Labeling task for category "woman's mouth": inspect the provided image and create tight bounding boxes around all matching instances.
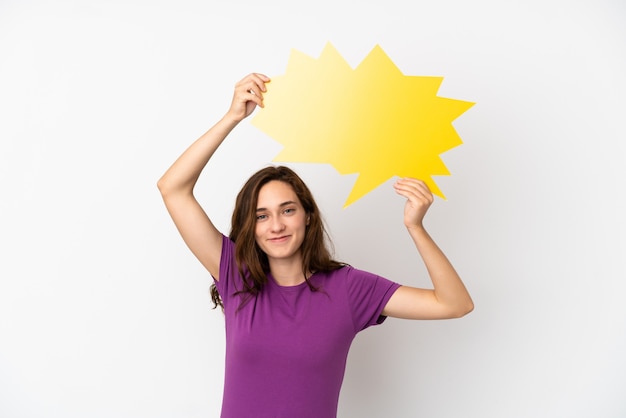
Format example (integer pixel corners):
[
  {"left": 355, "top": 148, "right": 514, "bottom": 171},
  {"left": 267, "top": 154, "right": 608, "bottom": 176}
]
[{"left": 268, "top": 235, "right": 289, "bottom": 243}]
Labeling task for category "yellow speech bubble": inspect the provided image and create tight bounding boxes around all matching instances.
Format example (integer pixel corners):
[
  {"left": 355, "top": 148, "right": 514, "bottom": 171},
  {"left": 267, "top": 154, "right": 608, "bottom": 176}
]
[{"left": 252, "top": 42, "right": 474, "bottom": 207}]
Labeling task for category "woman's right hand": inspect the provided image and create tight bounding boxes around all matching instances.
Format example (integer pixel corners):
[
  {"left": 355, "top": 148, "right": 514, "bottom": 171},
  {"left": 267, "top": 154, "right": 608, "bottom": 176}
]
[{"left": 226, "top": 73, "right": 271, "bottom": 122}]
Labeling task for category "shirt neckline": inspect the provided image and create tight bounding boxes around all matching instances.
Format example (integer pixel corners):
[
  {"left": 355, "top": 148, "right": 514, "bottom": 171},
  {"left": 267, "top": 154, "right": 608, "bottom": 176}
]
[{"left": 268, "top": 272, "right": 315, "bottom": 290}]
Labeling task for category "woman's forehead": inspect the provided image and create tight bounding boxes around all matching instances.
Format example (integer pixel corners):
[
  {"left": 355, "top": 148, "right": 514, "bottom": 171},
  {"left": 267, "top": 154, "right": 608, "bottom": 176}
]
[{"left": 256, "top": 180, "right": 301, "bottom": 208}]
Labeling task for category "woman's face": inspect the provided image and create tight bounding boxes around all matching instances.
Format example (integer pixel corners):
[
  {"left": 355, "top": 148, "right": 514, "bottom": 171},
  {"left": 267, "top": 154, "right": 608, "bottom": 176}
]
[{"left": 254, "top": 180, "right": 308, "bottom": 265}]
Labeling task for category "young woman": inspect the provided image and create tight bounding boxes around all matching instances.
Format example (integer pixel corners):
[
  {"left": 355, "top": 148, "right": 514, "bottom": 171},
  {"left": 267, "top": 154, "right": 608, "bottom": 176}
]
[{"left": 157, "top": 73, "right": 473, "bottom": 417}]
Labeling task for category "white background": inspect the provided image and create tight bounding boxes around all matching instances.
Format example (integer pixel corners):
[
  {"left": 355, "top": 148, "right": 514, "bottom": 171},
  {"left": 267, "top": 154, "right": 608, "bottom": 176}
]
[{"left": 1, "top": 1, "right": 625, "bottom": 417}]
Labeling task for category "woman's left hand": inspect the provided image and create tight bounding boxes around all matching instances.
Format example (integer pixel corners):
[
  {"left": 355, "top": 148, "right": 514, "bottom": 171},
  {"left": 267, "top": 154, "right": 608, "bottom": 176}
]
[{"left": 393, "top": 177, "right": 434, "bottom": 230}]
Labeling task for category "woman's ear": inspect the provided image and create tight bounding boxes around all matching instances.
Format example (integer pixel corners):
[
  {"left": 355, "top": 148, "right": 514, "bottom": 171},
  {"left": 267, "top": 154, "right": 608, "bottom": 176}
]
[{"left": 306, "top": 215, "right": 310, "bottom": 225}]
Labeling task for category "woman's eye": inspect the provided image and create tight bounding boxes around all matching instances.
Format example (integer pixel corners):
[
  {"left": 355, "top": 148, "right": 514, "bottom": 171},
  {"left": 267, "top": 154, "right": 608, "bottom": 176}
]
[
  {"left": 283, "top": 208, "right": 295, "bottom": 215},
  {"left": 256, "top": 214, "right": 267, "bottom": 221}
]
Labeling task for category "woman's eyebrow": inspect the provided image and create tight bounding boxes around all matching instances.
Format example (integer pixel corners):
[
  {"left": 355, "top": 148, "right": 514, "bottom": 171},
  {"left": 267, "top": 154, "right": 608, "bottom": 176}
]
[{"left": 256, "top": 201, "right": 298, "bottom": 212}]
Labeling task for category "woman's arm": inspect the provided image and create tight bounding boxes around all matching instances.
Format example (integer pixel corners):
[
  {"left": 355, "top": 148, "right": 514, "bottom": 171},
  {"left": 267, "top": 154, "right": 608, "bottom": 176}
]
[
  {"left": 157, "top": 73, "right": 270, "bottom": 280},
  {"left": 382, "top": 178, "right": 474, "bottom": 320}
]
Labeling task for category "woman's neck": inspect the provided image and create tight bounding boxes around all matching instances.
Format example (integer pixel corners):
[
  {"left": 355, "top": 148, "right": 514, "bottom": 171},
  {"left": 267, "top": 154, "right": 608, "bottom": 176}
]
[{"left": 269, "top": 258, "right": 309, "bottom": 286}]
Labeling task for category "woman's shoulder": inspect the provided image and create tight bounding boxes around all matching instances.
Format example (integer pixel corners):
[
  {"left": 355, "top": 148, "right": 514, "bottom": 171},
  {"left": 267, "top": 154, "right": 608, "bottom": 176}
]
[
  {"left": 316, "top": 264, "right": 380, "bottom": 285},
  {"left": 317, "top": 264, "right": 397, "bottom": 293},
  {"left": 322, "top": 264, "right": 377, "bottom": 278}
]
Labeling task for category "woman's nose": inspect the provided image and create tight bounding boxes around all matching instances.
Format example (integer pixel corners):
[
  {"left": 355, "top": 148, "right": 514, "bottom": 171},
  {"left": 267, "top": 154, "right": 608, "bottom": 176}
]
[{"left": 269, "top": 217, "right": 285, "bottom": 232}]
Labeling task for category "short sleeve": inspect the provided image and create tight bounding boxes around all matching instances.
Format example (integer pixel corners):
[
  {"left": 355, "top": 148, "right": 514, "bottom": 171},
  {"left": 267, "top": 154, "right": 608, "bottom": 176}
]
[
  {"left": 214, "top": 234, "right": 239, "bottom": 308},
  {"left": 344, "top": 266, "right": 401, "bottom": 332}
]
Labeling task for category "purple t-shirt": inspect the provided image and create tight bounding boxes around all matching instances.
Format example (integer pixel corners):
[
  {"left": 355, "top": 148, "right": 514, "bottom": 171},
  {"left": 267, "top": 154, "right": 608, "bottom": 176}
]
[{"left": 214, "top": 235, "right": 401, "bottom": 418}]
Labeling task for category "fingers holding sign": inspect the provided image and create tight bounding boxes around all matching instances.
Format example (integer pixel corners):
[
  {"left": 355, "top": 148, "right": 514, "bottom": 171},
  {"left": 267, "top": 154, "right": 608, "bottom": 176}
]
[
  {"left": 393, "top": 177, "right": 434, "bottom": 230},
  {"left": 228, "top": 73, "right": 271, "bottom": 122}
]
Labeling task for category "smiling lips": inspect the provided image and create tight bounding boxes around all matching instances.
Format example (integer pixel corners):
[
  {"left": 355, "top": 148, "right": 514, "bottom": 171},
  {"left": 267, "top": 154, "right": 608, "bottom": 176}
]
[{"left": 268, "top": 235, "right": 290, "bottom": 243}]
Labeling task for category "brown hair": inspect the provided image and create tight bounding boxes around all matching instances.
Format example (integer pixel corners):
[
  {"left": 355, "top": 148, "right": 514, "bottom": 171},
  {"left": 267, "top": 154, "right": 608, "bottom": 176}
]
[{"left": 210, "top": 166, "right": 344, "bottom": 309}]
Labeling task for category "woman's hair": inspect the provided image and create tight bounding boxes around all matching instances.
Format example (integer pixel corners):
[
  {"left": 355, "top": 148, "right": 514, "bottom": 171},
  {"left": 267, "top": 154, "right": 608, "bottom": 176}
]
[{"left": 210, "top": 165, "right": 344, "bottom": 309}]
